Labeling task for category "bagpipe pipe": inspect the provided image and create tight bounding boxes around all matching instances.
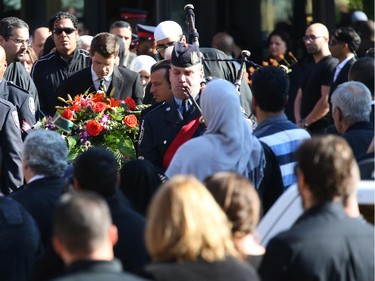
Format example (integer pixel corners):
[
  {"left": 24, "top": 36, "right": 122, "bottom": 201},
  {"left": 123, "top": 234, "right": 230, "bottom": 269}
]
[{"left": 184, "top": 4, "right": 260, "bottom": 127}]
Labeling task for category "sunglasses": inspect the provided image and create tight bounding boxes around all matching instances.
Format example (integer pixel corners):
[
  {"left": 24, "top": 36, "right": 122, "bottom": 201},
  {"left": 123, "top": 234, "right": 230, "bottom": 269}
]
[
  {"left": 53, "top": 27, "right": 76, "bottom": 35},
  {"left": 328, "top": 38, "right": 343, "bottom": 46},
  {"left": 302, "top": 34, "right": 324, "bottom": 42},
  {"left": 156, "top": 41, "right": 176, "bottom": 52}
]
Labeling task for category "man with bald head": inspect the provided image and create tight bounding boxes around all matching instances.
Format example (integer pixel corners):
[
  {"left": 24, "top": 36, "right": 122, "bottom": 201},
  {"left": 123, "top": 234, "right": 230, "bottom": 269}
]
[
  {"left": 294, "top": 23, "right": 338, "bottom": 134},
  {"left": 32, "top": 27, "right": 51, "bottom": 58}
]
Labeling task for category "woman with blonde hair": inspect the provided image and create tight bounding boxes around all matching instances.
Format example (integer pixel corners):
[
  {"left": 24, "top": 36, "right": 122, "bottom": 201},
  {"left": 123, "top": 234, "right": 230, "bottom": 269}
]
[
  {"left": 205, "top": 172, "right": 265, "bottom": 269},
  {"left": 143, "top": 175, "right": 259, "bottom": 281}
]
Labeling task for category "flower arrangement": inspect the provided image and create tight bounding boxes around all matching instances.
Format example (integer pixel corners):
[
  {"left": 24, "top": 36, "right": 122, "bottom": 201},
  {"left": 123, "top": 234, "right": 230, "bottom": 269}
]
[
  {"left": 35, "top": 90, "right": 143, "bottom": 167},
  {"left": 261, "top": 51, "right": 298, "bottom": 73}
]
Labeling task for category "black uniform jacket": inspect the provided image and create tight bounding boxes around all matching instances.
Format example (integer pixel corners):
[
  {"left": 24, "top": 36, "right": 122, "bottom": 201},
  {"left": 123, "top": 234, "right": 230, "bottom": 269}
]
[{"left": 137, "top": 97, "right": 206, "bottom": 173}]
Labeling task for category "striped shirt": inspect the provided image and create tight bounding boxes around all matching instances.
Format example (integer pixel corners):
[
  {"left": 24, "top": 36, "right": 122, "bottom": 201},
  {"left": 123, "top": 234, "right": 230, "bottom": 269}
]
[{"left": 254, "top": 114, "right": 310, "bottom": 189}]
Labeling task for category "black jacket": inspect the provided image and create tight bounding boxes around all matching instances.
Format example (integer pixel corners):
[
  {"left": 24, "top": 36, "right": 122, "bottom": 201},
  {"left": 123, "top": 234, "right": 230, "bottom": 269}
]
[
  {"left": 31, "top": 49, "right": 91, "bottom": 117},
  {"left": 56, "top": 66, "right": 144, "bottom": 105}
]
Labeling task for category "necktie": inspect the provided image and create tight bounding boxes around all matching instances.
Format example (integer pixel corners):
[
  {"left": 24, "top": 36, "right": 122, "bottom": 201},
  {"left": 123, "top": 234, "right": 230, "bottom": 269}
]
[
  {"left": 98, "top": 79, "right": 105, "bottom": 91},
  {"left": 182, "top": 99, "right": 189, "bottom": 117}
]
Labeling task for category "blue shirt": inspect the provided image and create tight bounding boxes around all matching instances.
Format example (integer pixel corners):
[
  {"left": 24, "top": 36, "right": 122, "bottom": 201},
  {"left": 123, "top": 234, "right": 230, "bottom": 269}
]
[{"left": 254, "top": 114, "right": 310, "bottom": 189}]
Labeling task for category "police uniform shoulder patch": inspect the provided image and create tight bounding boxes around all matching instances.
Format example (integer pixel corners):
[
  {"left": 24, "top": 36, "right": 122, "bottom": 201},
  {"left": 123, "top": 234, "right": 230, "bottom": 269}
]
[
  {"left": 29, "top": 97, "right": 36, "bottom": 115},
  {"left": 138, "top": 119, "right": 145, "bottom": 145},
  {"left": 11, "top": 111, "right": 20, "bottom": 129}
]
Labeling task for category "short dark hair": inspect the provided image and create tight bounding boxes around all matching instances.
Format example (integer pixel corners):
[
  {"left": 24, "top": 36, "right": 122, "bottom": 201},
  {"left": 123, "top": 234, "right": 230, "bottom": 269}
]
[
  {"left": 349, "top": 56, "right": 375, "bottom": 95},
  {"left": 151, "top": 59, "right": 171, "bottom": 85},
  {"left": 54, "top": 191, "right": 112, "bottom": 255},
  {"left": 90, "top": 32, "right": 119, "bottom": 58},
  {"left": 251, "top": 66, "right": 290, "bottom": 112},
  {"left": 0, "top": 17, "right": 29, "bottom": 38},
  {"left": 295, "top": 136, "right": 356, "bottom": 204},
  {"left": 267, "top": 29, "right": 292, "bottom": 52},
  {"left": 332, "top": 26, "right": 361, "bottom": 53},
  {"left": 48, "top": 11, "right": 78, "bottom": 32},
  {"left": 73, "top": 147, "right": 118, "bottom": 197},
  {"left": 109, "top": 20, "right": 132, "bottom": 32}
]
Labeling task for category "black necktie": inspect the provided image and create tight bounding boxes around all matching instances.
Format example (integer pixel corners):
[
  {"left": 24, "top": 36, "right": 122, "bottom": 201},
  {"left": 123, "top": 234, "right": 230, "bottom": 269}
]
[
  {"left": 98, "top": 79, "right": 105, "bottom": 91},
  {"left": 182, "top": 99, "right": 189, "bottom": 117}
]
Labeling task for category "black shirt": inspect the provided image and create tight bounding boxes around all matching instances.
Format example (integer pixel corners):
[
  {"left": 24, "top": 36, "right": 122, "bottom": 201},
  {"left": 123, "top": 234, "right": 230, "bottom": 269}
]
[{"left": 31, "top": 48, "right": 91, "bottom": 117}]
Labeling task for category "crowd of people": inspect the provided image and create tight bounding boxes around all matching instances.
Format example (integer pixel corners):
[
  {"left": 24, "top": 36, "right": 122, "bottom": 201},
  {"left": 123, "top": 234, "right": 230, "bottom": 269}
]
[{"left": 0, "top": 8, "right": 373, "bottom": 281}]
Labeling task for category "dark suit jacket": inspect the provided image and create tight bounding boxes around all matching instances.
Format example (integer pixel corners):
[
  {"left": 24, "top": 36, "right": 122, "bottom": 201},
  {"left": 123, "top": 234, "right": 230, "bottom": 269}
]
[
  {"left": 10, "top": 176, "right": 66, "bottom": 247},
  {"left": 57, "top": 66, "right": 144, "bottom": 105},
  {"left": 106, "top": 191, "right": 149, "bottom": 275},
  {"left": 259, "top": 203, "right": 374, "bottom": 281},
  {"left": 0, "top": 80, "right": 36, "bottom": 139},
  {"left": 343, "top": 121, "right": 374, "bottom": 160},
  {"left": 51, "top": 259, "right": 146, "bottom": 281},
  {"left": 143, "top": 257, "right": 260, "bottom": 281}
]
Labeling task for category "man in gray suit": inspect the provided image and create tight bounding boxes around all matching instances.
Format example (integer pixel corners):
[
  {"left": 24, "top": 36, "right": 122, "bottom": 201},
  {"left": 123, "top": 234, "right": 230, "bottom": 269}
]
[{"left": 57, "top": 32, "right": 143, "bottom": 105}]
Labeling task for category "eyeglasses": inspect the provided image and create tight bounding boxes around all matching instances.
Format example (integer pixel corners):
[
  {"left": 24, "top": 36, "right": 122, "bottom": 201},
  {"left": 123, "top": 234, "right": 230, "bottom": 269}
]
[
  {"left": 302, "top": 35, "right": 324, "bottom": 42},
  {"left": 8, "top": 38, "right": 30, "bottom": 47},
  {"left": 53, "top": 27, "right": 76, "bottom": 35},
  {"left": 156, "top": 41, "right": 176, "bottom": 52},
  {"left": 328, "top": 38, "right": 343, "bottom": 46}
]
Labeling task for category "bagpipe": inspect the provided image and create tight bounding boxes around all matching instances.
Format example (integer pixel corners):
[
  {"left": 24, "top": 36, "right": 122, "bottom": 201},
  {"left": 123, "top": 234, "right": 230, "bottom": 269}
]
[{"left": 183, "top": 4, "right": 259, "bottom": 127}]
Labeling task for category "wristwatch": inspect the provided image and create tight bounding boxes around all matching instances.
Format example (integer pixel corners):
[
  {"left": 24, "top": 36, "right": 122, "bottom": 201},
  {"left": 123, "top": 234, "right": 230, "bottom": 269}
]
[{"left": 302, "top": 119, "right": 309, "bottom": 129}]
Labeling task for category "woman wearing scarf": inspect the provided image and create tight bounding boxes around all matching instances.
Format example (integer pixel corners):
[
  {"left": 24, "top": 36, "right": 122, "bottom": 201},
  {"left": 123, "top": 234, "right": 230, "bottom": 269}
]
[{"left": 165, "top": 79, "right": 265, "bottom": 188}]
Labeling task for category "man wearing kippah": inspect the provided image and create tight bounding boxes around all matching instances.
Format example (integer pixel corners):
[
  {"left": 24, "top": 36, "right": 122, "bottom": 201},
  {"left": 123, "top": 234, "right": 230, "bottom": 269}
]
[{"left": 138, "top": 42, "right": 206, "bottom": 174}]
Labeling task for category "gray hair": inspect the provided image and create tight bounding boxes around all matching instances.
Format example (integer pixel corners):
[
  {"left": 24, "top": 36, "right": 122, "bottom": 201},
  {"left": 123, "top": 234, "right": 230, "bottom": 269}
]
[
  {"left": 0, "top": 17, "right": 29, "bottom": 38},
  {"left": 23, "top": 130, "right": 68, "bottom": 177},
  {"left": 331, "top": 81, "right": 372, "bottom": 125}
]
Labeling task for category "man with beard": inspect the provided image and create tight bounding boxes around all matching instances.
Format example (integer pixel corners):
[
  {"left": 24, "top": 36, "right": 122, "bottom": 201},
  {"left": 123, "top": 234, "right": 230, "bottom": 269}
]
[
  {"left": 294, "top": 23, "right": 338, "bottom": 134},
  {"left": 0, "top": 17, "right": 39, "bottom": 117}
]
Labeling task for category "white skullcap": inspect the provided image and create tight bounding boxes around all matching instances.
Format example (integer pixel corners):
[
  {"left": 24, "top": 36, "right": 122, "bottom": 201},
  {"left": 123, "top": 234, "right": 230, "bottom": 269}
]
[
  {"left": 154, "top": 21, "right": 183, "bottom": 42},
  {"left": 351, "top": 11, "right": 368, "bottom": 23},
  {"left": 129, "top": 55, "right": 157, "bottom": 74}
]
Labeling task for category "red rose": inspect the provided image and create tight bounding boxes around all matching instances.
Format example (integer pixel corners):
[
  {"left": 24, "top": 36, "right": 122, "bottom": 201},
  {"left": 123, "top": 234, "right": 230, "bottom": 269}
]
[
  {"left": 123, "top": 114, "right": 138, "bottom": 128},
  {"left": 61, "top": 109, "right": 73, "bottom": 120},
  {"left": 70, "top": 103, "right": 81, "bottom": 112},
  {"left": 92, "top": 102, "right": 107, "bottom": 113},
  {"left": 125, "top": 97, "right": 137, "bottom": 111},
  {"left": 86, "top": 120, "right": 103, "bottom": 136},
  {"left": 110, "top": 98, "right": 121, "bottom": 107},
  {"left": 92, "top": 93, "right": 105, "bottom": 102}
]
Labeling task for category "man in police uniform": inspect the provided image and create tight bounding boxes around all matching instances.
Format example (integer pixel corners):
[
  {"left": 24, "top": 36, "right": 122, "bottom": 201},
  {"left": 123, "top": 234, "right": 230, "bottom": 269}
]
[
  {"left": 0, "top": 17, "right": 40, "bottom": 116},
  {"left": 0, "top": 46, "right": 35, "bottom": 139},
  {"left": 138, "top": 42, "right": 206, "bottom": 173},
  {"left": 0, "top": 98, "right": 23, "bottom": 195},
  {"left": 153, "top": 20, "right": 253, "bottom": 117}
]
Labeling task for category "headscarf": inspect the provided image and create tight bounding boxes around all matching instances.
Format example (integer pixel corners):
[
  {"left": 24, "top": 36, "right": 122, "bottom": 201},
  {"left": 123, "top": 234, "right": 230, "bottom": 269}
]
[
  {"left": 119, "top": 159, "right": 163, "bottom": 216},
  {"left": 166, "top": 79, "right": 265, "bottom": 187},
  {"left": 129, "top": 55, "right": 157, "bottom": 74}
]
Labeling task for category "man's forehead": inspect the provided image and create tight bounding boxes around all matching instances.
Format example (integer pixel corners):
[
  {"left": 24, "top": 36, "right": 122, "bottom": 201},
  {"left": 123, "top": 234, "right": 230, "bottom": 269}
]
[{"left": 171, "top": 63, "right": 201, "bottom": 71}]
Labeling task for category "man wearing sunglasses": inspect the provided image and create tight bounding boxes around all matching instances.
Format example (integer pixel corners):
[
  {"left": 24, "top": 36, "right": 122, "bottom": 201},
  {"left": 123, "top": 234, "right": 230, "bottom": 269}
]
[
  {"left": 294, "top": 23, "right": 338, "bottom": 134},
  {"left": 31, "top": 11, "right": 91, "bottom": 117}
]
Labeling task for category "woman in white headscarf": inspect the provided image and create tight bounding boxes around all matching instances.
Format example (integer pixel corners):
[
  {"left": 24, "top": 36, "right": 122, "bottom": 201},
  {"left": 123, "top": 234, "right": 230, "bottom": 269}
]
[
  {"left": 129, "top": 55, "right": 157, "bottom": 94},
  {"left": 166, "top": 79, "right": 265, "bottom": 188}
]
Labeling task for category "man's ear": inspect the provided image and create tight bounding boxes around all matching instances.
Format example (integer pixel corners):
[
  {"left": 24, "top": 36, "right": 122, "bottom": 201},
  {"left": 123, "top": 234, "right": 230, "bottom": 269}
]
[
  {"left": 52, "top": 236, "right": 63, "bottom": 256},
  {"left": 73, "top": 177, "right": 81, "bottom": 191},
  {"left": 0, "top": 35, "right": 5, "bottom": 45},
  {"left": 336, "top": 106, "right": 344, "bottom": 122},
  {"left": 108, "top": 224, "right": 118, "bottom": 246}
]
